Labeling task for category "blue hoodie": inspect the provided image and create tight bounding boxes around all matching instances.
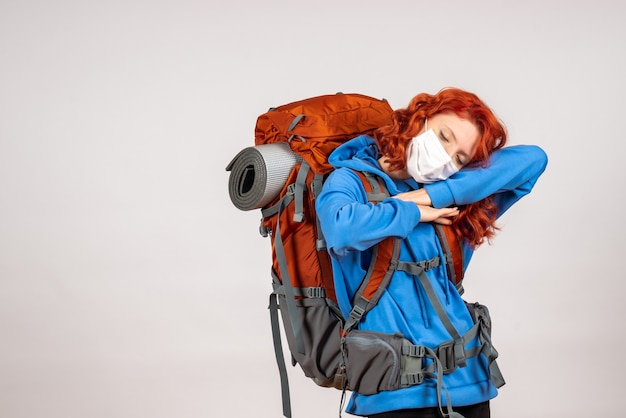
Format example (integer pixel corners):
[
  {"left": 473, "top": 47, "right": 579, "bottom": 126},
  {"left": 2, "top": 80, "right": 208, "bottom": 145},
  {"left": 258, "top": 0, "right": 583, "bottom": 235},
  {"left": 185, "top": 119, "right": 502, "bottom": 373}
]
[{"left": 315, "top": 135, "right": 548, "bottom": 416}]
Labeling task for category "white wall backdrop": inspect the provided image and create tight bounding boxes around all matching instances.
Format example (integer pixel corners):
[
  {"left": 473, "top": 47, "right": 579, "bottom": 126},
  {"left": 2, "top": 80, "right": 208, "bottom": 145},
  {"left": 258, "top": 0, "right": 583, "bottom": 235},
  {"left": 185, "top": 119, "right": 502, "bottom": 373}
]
[{"left": 1, "top": 1, "right": 624, "bottom": 417}]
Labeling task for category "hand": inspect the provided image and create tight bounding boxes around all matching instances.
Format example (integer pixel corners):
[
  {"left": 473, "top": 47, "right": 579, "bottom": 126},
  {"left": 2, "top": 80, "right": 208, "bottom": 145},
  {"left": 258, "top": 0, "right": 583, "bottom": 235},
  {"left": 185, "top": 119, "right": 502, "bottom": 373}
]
[
  {"left": 394, "top": 188, "right": 457, "bottom": 224},
  {"left": 394, "top": 188, "right": 432, "bottom": 206},
  {"left": 417, "top": 205, "right": 459, "bottom": 225}
]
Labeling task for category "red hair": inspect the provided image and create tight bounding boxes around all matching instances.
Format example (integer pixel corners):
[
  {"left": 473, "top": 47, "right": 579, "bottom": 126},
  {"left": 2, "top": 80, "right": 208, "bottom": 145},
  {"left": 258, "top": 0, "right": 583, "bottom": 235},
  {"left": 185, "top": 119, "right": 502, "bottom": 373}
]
[{"left": 374, "top": 87, "right": 507, "bottom": 247}]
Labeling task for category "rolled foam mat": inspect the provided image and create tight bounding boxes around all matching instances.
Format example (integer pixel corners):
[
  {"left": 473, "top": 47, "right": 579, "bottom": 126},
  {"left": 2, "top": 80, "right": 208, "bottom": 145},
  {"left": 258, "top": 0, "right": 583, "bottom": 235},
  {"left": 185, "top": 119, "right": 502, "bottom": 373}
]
[{"left": 226, "top": 142, "right": 302, "bottom": 211}]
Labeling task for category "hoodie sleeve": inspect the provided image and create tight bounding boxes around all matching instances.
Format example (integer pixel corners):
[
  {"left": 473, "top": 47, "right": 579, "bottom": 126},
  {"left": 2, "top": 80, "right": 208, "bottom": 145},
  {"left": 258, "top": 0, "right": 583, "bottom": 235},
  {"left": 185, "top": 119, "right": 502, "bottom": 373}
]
[
  {"left": 316, "top": 168, "right": 421, "bottom": 257},
  {"left": 423, "top": 145, "right": 548, "bottom": 217}
]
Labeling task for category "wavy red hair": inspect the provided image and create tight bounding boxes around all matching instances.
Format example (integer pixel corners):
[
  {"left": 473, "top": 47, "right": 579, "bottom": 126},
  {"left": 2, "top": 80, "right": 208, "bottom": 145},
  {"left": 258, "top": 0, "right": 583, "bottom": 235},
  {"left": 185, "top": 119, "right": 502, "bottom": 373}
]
[{"left": 374, "top": 87, "right": 507, "bottom": 247}]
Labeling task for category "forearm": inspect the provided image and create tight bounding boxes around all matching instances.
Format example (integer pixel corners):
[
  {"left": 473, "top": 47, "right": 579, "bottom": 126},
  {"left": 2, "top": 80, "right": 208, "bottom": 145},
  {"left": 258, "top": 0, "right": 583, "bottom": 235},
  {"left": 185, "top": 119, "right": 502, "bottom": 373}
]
[
  {"left": 424, "top": 145, "right": 548, "bottom": 209},
  {"left": 316, "top": 171, "right": 420, "bottom": 255}
]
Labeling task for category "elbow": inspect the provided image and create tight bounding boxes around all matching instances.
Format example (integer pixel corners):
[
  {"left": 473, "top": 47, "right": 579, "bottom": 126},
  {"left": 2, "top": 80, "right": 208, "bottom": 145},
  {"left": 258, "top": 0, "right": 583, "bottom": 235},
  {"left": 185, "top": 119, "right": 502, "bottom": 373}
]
[
  {"left": 530, "top": 145, "right": 549, "bottom": 174},
  {"left": 321, "top": 221, "right": 353, "bottom": 256},
  {"left": 521, "top": 145, "right": 549, "bottom": 192}
]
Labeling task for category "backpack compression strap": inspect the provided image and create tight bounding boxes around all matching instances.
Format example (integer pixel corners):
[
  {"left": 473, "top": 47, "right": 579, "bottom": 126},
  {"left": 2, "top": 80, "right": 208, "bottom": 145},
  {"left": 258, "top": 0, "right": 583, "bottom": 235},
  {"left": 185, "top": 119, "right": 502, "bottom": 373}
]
[
  {"left": 264, "top": 161, "right": 337, "bottom": 418},
  {"left": 262, "top": 163, "right": 308, "bottom": 418}
]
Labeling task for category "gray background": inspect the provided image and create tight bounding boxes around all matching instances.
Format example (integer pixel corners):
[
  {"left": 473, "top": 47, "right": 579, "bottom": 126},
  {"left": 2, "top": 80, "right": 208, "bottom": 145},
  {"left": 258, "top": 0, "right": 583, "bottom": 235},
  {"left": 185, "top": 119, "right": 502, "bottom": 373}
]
[{"left": 1, "top": 0, "right": 624, "bottom": 417}]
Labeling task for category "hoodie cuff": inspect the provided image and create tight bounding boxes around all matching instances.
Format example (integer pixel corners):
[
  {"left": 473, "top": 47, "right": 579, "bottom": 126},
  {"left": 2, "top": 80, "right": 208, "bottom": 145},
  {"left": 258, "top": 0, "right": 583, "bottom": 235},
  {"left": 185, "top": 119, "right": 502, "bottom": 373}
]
[{"left": 423, "top": 181, "right": 455, "bottom": 209}]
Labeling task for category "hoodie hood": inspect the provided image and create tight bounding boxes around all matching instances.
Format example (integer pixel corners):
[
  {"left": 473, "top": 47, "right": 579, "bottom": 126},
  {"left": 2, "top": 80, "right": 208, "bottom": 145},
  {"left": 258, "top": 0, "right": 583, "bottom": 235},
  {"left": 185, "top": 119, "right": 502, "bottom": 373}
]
[{"left": 328, "top": 135, "right": 419, "bottom": 195}]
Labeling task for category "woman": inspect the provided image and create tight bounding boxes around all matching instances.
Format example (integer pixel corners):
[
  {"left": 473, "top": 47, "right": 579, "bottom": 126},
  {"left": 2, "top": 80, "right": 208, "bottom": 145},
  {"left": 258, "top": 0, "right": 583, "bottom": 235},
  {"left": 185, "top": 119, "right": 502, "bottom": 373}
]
[{"left": 316, "top": 87, "right": 548, "bottom": 418}]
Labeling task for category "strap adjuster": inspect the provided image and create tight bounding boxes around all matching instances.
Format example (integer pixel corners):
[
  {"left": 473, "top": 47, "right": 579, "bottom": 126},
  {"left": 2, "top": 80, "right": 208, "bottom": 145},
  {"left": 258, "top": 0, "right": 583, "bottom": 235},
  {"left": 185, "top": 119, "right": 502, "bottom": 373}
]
[
  {"left": 349, "top": 304, "right": 366, "bottom": 321},
  {"left": 403, "top": 373, "right": 424, "bottom": 385},
  {"left": 304, "top": 287, "right": 325, "bottom": 298},
  {"left": 436, "top": 341, "right": 456, "bottom": 373},
  {"left": 402, "top": 344, "right": 425, "bottom": 358}
]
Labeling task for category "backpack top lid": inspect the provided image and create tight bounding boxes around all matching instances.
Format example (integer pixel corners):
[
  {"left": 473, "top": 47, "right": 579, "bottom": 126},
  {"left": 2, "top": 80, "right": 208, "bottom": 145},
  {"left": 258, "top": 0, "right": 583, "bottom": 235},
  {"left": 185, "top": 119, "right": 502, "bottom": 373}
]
[{"left": 254, "top": 93, "right": 394, "bottom": 174}]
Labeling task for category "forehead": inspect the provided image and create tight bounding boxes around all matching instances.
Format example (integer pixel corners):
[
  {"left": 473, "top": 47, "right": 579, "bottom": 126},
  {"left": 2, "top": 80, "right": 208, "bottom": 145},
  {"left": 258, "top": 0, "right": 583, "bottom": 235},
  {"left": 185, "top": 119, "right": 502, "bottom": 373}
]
[
  {"left": 431, "top": 112, "right": 473, "bottom": 128},
  {"left": 431, "top": 112, "right": 480, "bottom": 153},
  {"left": 432, "top": 112, "right": 477, "bottom": 134}
]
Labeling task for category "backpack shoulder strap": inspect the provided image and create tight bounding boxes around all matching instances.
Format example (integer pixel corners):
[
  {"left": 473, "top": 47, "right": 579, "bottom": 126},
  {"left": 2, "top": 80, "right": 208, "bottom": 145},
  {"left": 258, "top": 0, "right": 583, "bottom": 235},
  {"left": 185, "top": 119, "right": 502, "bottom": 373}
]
[
  {"left": 343, "top": 171, "right": 400, "bottom": 333},
  {"left": 434, "top": 223, "right": 465, "bottom": 294}
]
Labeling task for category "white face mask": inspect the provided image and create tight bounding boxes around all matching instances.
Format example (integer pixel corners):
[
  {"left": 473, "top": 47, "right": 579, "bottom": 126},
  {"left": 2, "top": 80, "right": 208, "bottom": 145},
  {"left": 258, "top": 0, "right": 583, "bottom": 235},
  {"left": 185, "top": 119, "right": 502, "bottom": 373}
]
[{"left": 406, "top": 120, "right": 459, "bottom": 183}]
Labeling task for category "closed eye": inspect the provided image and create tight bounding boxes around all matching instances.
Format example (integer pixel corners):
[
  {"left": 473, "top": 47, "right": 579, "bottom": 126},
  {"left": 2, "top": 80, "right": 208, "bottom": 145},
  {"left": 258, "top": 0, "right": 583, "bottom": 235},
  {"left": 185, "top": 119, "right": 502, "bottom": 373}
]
[{"left": 440, "top": 131, "right": 463, "bottom": 166}]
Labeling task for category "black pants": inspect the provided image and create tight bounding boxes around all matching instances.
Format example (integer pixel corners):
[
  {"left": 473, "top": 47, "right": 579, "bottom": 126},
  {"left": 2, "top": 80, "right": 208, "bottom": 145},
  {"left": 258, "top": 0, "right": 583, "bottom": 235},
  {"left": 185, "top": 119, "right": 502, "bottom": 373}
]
[{"left": 368, "top": 401, "right": 490, "bottom": 418}]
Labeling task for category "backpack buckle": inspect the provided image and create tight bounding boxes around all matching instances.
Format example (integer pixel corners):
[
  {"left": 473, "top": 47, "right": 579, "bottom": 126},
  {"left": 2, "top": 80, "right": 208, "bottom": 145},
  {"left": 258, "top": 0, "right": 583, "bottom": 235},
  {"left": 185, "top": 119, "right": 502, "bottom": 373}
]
[
  {"left": 422, "top": 257, "right": 440, "bottom": 272},
  {"left": 435, "top": 341, "right": 456, "bottom": 374}
]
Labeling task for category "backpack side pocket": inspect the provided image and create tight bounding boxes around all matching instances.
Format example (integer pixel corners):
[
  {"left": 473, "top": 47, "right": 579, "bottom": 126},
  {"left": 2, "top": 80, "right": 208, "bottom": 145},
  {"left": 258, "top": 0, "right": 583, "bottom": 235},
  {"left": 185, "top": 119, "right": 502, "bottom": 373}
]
[
  {"left": 277, "top": 295, "right": 344, "bottom": 388},
  {"left": 343, "top": 330, "right": 405, "bottom": 394}
]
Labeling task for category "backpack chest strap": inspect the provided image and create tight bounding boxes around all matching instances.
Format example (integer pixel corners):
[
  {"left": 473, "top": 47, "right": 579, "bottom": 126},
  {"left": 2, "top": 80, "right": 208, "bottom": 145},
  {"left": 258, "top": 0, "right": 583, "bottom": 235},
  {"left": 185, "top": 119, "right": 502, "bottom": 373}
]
[{"left": 395, "top": 257, "right": 441, "bottom": 276}]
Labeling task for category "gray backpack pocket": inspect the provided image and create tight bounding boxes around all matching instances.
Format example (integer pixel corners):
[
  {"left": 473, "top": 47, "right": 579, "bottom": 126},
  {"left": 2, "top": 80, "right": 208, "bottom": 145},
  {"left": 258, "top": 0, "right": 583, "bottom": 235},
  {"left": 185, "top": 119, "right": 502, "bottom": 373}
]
[
  {"left": 343, "top": 330, "right": 406, "bottom": 394},
  {"left": 342, "top": 302, "right": 499, "bottom": 396},
  {"left": 465, "top": 301, "right": 492, "bottom": 336},
  {"left": 277, "top": 294, "right": 344, "bottom": 388}
]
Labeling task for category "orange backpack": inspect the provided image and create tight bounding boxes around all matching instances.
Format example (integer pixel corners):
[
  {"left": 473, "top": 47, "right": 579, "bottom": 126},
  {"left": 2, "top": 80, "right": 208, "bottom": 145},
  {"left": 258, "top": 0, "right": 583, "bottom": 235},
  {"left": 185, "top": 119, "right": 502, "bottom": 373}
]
[{"left": 226, "top": 93, "right": 474, "bottom": 417}]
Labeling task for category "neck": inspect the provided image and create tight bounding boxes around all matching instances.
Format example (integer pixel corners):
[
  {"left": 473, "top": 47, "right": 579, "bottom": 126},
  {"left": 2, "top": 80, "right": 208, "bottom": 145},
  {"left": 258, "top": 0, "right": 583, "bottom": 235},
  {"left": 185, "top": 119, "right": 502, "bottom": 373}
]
[{"left": 378, "top": 156, "right": 410, "bottom": 180}]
